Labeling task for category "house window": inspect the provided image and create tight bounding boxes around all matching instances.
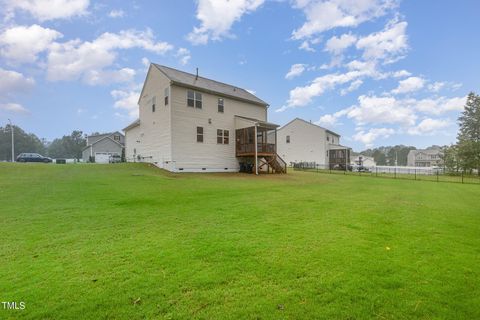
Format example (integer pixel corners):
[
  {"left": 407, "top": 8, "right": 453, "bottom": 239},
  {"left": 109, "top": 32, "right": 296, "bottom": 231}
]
[
  {"left": 187, "top": 90, "right": 202, "bottom": 109},
  {"left": 152, "top": 96, "right": 156, "bottom": 112},
  {"left": 332, "top": 137, "right": 335, "bottom": 144},
  {"left": 197, "top": 126, "right": 204, "bottom": 143},
  {"left": 327, "top": 136, "right": 330, "bottom": 142},
  {"left": 286, "top": 135, "right": 290, "bottom": 143},
  {"left": 113, "top": 135, "right": 120, "bottom": 141},
  {"left": 218, "top": 98, "right": 224, "bottom": 113},
  {"left": 164, "top": 87, "right": 169, "bottom": 105},
  {"left": 217, "top": 129, "right": 229, "bottom": 144}
]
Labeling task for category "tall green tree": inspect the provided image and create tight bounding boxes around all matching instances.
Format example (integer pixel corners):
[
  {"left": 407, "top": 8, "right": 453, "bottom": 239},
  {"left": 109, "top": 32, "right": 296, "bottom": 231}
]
[
  {"left": 0, "top": 124, "right": 46, "bottom": 161},
  {"left": 457, "top": 92, "right": 480, "bottom": 174},
  {"left": 47, "top": 130, "right": 86, "bottom": 159},
  {"left": 441, "top": 145, "right": 459, "bottom": 173}
]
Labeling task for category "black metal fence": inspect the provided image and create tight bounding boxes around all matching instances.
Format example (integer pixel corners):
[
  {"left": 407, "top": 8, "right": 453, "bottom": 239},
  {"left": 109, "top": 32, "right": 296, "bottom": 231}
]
[{"left": 293, "top": 162, "right": 480, "bottom": 185}]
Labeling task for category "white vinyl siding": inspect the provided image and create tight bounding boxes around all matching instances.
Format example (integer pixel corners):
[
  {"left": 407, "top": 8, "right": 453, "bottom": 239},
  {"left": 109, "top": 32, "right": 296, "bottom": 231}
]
[{"left": 171, "top": 84, "right": 266, "bottom": 171}]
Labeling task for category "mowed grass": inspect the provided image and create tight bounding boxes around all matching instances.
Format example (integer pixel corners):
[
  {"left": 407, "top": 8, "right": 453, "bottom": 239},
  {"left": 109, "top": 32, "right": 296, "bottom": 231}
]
[{"left": 0, "top": 163, "right": 479, "bottom": 319}]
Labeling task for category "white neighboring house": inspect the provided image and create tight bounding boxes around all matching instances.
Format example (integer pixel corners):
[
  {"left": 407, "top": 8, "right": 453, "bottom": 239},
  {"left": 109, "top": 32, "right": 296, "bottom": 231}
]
[
  {"left": 123, "top": 64, "right": 286, "bottom": 173},
  {"left": 276, "top": 118, "right": 351, "bottom": 169},
  {"left": 407, "top": 147, "right": 443, "bottom": 167},
  {"left": 351, "top": 155, "right": 376, "bottom": 167},
  {"left": 82, "top": 132, "right": 125, "bottom": 163}
]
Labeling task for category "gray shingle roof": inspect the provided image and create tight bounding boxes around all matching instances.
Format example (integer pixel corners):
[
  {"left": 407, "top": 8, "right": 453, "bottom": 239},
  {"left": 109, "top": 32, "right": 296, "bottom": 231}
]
[{"left": 153, "top": 64, "right": 268, "bottom": 106}]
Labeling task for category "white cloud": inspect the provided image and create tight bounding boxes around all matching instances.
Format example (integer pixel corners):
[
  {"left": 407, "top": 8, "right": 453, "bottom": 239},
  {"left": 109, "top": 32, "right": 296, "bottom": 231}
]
[
  {"left": 299, "top": 37, "right": 322, "bottom": 52},
  {"left": 111, "top": 88, "right": 140, "bottom": 118},
  {"left": 285, "top": 63, "right": 307, "bottom": 79},
  {"left": 0, "top": 68, "right": 35, "bottom": 95},
  {"left": 324, "top": 33, "right": 357, "bottom": 54},
  {"left": 391, "top": 69, "right": 411, "bottom": 78},
  {"left": 187, "top": 0, "right": 265, "bottom": 45},
  {"left": 356, "top": 19, "right": 408, "bottom": 63},
  {"left": 315, "top": 109, "right": 348, "bottom": 127},
  {"left": 340, "top": 79, "right": 362, "bottom": 95},
  {"left": 407, "top": 118, "right": 450, "bottom": 136},
  {"left": 427, "top": 81, "right": 445, "bottom": 92},
  {"left": 108, "top": 9, "right": 124, "bottom": 18},
  {"left": 175, "top": 48, "right": 191, "bottom": 65},
  {"left": 0, "top": 103, "right": 29, "bottom": 114},
  {"left": 47, "top": 29, "right": 173, "bottom": 84},
  {"left": 353, "top": 127, "right": 395, "bottom": 147},
  {"left": 292, "top": 0, "right": 398, "bottom": 40},
  {"left": 391, "top": 76, "right": 425, "bottom": 94},
  {"left": 412, "top": 96, "right": 466, "bottom": 115},
  {"left": 278, "top": 65, "right": 377, "bottom": 111},
  {"left": 4, "top": 0, "right": 90, "bottom": 21},
  {"left": 347, "top": 95, "right": 417, "bottom": 126},
  {"left": 0, "top": 24, "right": 62, "bottom": 64},
  {"left": 83, "top": 68, "right": 136, "bottom": 85}
]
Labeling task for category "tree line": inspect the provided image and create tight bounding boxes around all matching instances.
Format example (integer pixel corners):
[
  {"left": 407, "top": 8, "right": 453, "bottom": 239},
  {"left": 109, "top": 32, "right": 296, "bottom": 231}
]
[{"left": 0, "top": 125, "right": 87, "bottom": 161}]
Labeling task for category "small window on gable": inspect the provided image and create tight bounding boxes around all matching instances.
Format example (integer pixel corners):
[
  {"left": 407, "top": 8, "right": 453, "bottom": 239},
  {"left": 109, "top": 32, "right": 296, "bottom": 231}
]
[
  {"left": 114, "top": 135, "right": 120, "bottom": 141},
  {"left": 197, "top": 126, "right": 204, "bottom": 143},
  {"left": 164, "top": 87, "right": 169, "bottom": 105},
  {"left": 286, "top": 135, "right": 290, "bottom": 143},
  {"left": 218, "top": 98, "right": 224, "bottom": 113},
  {"left": 152, "top": 96, "right": 156, "bottom": 112}
]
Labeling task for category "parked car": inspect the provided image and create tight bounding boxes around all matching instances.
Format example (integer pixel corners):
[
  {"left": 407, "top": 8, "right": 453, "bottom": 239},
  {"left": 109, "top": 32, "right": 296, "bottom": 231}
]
[
  {"left": 109, "top": 154, "right": 122, "bottom": 163},
  {"left": 16, "top": 153, "right": 52, "bottom": 163}
]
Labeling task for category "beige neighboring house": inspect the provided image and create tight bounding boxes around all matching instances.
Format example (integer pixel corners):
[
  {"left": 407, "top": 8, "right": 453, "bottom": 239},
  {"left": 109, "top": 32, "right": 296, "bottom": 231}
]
[
  {"left": 351, "top": 155, "right": 376, "bottom": 167},
  {"left": 82, "top": 132, "right": 124, "bottom": 163},
  {"left": 123, "top": 64, "right": 286, "bottom": 173},
  {"left": 407, "top": 147, "right": 443, "bottom": 167},
  {"left": 276, "top": 118, "right": 351, "bottom": 169}
]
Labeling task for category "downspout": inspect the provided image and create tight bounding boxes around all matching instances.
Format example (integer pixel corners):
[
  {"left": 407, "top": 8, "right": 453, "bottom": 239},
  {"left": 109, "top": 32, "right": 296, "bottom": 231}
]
[{"left": 254, "top": 124, "right": 258, "bottom": 175}]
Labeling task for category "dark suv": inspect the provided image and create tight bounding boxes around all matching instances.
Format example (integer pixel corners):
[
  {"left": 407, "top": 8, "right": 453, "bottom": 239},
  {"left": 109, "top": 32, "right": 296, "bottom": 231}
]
[{"left": 16, "top": 153, "right": 52, "bottom": 163}]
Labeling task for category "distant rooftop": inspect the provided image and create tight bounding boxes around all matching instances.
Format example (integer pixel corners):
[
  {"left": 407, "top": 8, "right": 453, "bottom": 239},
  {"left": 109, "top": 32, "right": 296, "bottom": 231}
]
[{"left": 153, "top": 64, "right": 268, "bottom": 106}]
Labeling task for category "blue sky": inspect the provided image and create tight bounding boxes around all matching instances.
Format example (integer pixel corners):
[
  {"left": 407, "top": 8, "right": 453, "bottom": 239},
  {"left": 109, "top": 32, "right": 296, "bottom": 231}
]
[{"left": 1, "top": 0, "right": 479, "bottom": 151}]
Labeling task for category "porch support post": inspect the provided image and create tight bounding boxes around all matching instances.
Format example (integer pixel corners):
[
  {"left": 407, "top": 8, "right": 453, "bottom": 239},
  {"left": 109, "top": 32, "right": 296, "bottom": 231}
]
[{"left": 254, "top": 124, "right": 258, "bottom": 175}]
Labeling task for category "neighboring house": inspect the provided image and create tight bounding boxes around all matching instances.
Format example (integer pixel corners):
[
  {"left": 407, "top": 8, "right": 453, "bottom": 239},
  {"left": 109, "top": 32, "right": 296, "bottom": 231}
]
[
  {"left": 123, "top": 64, "right": 285, "bottom": 173},
  {"left": 351, "top": 155, "right": 376, "bottom": 167},
  {"left": 82, "top": 132, "right": 125, "bottom": 163},
  {"left": 276, "top": 118, "right": 351, "bottom": 169},
  {"left": 407, "top": 147, "right": 443, "bottom": 167}
]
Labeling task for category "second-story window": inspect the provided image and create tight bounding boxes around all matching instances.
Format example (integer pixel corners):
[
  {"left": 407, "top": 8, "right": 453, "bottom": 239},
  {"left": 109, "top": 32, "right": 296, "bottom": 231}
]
[
  {"left": 286, "top": 135, "right": 290, "bottom": 143},
  {"left": 187, "top": 90, "right": 202, "bottom": 109},
  {"left": 326, "top": 136, "right": 329, "bottom": 142},
  {"left": 197, "top": 126, "right": 204, "bottom": 143},
  {"left": 218, "top": 98, "right": 224, "bottom": 113},
  {"left": 164, "top": 87, "right": 169, "bottom": 105},
  {"left": 114, "top": 135, "right": 120, "bottom": 141},
  {"left": 151, "top": 96, "right": 156, "bottom": 112}
]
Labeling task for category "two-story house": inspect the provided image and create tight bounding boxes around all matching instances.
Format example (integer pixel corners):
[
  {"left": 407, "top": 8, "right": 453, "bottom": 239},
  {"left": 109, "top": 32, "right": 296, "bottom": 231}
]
[
  {"left": 407, "top": 147, "right": 443, "bottom": 167},
  {"left": 82, "top": 131, "right": 124, "bottom": 163},
  {"left": 123, "top": 64, "right": 286, "bottom": 174},
  {"left": 276, "top": 118, "right": 351, "bottom": 169}
]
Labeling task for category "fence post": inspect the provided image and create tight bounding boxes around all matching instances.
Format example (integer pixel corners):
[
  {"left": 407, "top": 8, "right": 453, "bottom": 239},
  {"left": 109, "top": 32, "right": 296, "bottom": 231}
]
[
  {"left": 462, "top": 171, "right": 464, "bottom": 184},
  {"left": 376, "top": 167, "right": 378, "bottom": 177},
  {"left": 436, "top": 170, "right": 439, "bottom": 182},
  {"left": 394, "top": 167, "right": 396, "bottom": 179},
  {"left": 414, "top": 169, "right": 416, "bottom": 180}
]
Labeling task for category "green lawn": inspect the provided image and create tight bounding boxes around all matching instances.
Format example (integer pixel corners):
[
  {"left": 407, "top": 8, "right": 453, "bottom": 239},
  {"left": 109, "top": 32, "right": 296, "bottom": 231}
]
[{"left": 1, "top": 163, "right": 479, "bottom": 319}]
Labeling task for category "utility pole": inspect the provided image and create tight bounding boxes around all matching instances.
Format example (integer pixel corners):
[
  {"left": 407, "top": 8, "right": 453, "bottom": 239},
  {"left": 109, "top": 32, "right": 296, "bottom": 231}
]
[{"left": 8, "top": 119, "right": 14, "bottom": 162}]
